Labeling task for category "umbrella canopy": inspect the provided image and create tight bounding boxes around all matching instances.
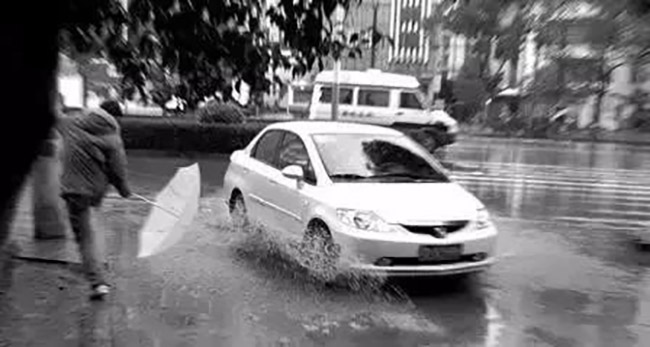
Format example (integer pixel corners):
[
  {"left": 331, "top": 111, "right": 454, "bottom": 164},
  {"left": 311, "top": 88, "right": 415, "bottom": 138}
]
[{"left": 137, "top": 163, "right": 201, "bottom": 258}]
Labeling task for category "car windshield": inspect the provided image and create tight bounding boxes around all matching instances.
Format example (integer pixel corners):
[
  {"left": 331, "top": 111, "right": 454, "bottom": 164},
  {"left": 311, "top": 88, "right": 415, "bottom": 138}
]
[{"left": 312, "top": 133, "right": 450, "bottom": 183}]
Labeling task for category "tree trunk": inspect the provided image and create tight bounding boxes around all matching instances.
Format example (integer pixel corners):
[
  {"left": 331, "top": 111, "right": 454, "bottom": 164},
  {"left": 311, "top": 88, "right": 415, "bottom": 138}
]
[
  {"left": 0, "top": 0, "right": 60, "bottom": 273},
  {"left": 508, "top": 58, "right": 518, "bottom": 88},
  {"left": 30, "top": 56, "right": 76, "bottom": 240},
  {"left": 32, "top": 130, "right": 66, "bottom": 239},
  {"left": 592, "top": 88, "right": 606, "bottom": 127},
  {"left": 425, "top": 20, "right": 443, "bottom": 107},
  {"left": 592, "top": 54, "right": 612, "bottom": 127},
  {"left": 528, "top": 44, "right": 541, "bottom": 131},
  {"left": 370, "top": 3, "right": 378, "bottom": 69},
  {"left": 557, "top": 24, "right": 568, "bottom": 100}
]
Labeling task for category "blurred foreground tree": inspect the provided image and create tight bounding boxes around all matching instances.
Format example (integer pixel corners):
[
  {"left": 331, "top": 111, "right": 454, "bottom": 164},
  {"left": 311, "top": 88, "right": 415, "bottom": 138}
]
[
  {"left": 444, "top": 0, "right": 533, "bottom": 92},
  {"left": 535, "top": 0, "right": 650, "bottom": 125},
  {"left": 59, "top": 0, "right": 390, "bottom": 110},
  {"left": 116, "top": 0, "right": 388, "bottom": 109},
  {"left": 59, "top": 0, "right": 127, "bottom": 103}
]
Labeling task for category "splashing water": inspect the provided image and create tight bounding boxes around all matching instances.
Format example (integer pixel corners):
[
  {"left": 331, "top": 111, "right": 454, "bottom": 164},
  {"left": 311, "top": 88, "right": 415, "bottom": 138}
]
[{"left": 195, "top": 194, "right": 390, "bottom": 294}]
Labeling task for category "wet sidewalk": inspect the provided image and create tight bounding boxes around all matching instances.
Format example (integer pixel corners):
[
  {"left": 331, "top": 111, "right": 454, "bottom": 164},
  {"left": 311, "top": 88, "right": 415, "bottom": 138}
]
[
  {"left": 0, "top": 154, "right": 215, "bottom": 346},
  {"left": 0, "top": 187, "right": 148, "bottom": 347}
]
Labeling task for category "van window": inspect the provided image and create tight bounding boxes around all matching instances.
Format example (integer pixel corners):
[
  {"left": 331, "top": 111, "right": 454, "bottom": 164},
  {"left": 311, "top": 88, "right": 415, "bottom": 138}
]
[
  {"left": 319, "top": 87, "right": 353, "bottom": 104},
  {"left": 358, "top": 89, "right": 390, "bottom": 107},
  {"left": 400, "top": 92, "right": 424, "bottom": 109}
]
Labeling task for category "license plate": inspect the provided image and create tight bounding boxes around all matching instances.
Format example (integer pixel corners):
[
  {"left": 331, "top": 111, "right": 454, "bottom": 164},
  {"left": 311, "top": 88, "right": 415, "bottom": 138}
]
[{"left": 418, "top": 245, "right": 463, "bottom": 262}]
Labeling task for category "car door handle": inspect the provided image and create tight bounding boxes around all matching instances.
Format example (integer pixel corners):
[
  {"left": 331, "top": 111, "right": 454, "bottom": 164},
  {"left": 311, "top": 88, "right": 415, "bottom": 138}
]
[
  {"left": 396, "top": 112, "right": 404, "bottom": 116},
  {"left": 267, "top": 178, "right": 278, "bottom": 185}
]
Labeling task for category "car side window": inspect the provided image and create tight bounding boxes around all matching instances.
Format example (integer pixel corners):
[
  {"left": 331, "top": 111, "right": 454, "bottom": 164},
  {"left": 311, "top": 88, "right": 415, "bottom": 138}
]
[
  {"left": 251, "top": 130, "right": 285, "bottom": 167},
  {"left": 358, "top": 89, "right": 390, "bottom": 107},
  {"left": 277, "top": 133, "right": 317, "bottom": 185}
]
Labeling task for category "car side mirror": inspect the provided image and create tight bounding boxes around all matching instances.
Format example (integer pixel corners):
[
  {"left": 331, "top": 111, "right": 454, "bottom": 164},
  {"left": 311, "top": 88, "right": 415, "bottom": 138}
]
[{"left": 281, "top": 165, "right": 304, "bottom": 181}]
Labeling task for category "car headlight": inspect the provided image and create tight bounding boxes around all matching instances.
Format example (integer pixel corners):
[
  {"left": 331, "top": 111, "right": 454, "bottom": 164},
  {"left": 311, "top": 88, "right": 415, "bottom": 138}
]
[
  {"left": 336, "top": 209, "right": 394, "bottom": 233},
  {"left": 477, "top": 207, "right": 491, "bottom": 229}
]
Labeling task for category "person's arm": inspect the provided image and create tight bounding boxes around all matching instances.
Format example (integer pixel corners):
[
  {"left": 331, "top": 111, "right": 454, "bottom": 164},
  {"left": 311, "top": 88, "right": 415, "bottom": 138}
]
[{"left": 106, "top": 136, "right": 131, "bottom": 198}]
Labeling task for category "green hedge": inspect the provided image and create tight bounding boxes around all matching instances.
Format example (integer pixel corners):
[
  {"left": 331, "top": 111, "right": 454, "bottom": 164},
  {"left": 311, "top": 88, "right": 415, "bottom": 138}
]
[
  {"left": 117, "top": 116, "right": 452, "bottom": 154},
  {"left": 118, "top": 117, "right": 267, "bottom": 153}
]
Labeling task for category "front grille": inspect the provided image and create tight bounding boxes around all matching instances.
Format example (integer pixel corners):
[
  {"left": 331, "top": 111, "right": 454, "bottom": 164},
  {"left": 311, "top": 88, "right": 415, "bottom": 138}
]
[{"left": 401, "top": 221, "right": 469, "bottom": 238}]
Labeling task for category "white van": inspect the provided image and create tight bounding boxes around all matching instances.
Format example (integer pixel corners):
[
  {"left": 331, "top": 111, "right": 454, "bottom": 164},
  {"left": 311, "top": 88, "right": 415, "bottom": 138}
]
[{"left": 308, "top": 69, "right": 458, "bottom": 133}]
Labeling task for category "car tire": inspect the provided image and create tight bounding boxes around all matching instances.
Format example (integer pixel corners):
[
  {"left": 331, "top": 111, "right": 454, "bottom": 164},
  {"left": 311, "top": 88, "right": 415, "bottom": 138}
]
[
  {"left": 301, "top": 221, "right": 340, "bottom": 280},
  {"left": 229, "top": 192, "right": 249, "bottom": 230}
]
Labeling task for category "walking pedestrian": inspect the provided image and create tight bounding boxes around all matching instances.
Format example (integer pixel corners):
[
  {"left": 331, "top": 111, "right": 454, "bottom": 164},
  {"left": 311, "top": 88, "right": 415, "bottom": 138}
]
[{"left": 59, "top": 102, "right": 131, "bottom": 300}]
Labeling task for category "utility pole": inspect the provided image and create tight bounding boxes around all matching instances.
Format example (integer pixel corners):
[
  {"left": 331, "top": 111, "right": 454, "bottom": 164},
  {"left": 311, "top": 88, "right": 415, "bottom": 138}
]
[
  {"left": 370, "top": 2, "right": 379, "bottom": 69},
  {"left": 332, "top": 5, "right": 346, "bottom": 121}
]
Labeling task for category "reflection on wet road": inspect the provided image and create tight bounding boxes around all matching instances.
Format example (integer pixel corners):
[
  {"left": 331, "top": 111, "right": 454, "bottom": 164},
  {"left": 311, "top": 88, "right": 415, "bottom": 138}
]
[
  {"left": 109, "top": 140, "right": 650, "bottom": 346},
  {"left": 447, "top": 139, "right": 650, "bottom": 347}
]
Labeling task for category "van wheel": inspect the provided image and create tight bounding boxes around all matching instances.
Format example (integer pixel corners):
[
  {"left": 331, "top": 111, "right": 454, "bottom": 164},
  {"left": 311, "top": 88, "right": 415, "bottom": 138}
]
[
  {"left": 301, "top": 221, "right": 340, "bottom": 280},
  {"left": 229, "top": 192, "right": 249, "bottom": 230}
]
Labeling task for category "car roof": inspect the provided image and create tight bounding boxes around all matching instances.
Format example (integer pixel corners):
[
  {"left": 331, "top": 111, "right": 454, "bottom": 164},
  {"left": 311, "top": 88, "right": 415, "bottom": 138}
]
[
  {"left": 265, "top": 121, "right": 404, "bottom": 136},
  {"left": 314, "top": 69, "right": 420, "bottom": 89}
]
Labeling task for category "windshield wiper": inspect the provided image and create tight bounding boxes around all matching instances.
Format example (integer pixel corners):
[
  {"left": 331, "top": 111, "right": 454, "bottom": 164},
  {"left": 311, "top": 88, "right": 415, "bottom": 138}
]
[
  {"left": 367, "top": 172, "right": 448, "bottom": 182},
  {"left": 329, "top": 173, "right": 371, "bottom": 180}
]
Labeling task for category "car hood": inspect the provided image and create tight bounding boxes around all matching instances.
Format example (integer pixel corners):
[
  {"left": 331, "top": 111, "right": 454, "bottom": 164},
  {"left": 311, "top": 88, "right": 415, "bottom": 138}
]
[{"left": 319, "top": 182, "right": 481, "bottom": 224}]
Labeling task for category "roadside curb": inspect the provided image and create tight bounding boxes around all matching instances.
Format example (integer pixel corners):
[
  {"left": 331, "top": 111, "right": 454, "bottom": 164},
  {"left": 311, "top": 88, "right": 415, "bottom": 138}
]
[
  {"left": 11, "top": 215, "right": 81, "bottom": 265},
  {"left": 10, "top": 186, "right": 81, "bottom": 265},
  {"left": 127, "top": 149, "right": 232, "bottom": 159},
  {"left": 457, "top": 132, "right": 650, "bottom": 147}
]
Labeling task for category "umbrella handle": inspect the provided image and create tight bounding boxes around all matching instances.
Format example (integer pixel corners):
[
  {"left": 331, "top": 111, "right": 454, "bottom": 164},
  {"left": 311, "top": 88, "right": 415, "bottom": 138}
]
[{"left": 132, "top": 193, "right": 181, "bottom": 218}]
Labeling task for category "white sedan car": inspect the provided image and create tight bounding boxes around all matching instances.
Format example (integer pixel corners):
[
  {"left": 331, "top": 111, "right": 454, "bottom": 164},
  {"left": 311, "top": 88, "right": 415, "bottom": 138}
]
[{"left": 223, "top": 121, "right": 498, "bottom": 277}]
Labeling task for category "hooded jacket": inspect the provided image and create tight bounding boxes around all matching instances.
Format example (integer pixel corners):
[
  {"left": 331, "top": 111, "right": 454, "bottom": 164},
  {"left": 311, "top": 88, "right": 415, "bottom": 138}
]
[{"left": 59, "top": 108, "right": 131, "bottom": 206}]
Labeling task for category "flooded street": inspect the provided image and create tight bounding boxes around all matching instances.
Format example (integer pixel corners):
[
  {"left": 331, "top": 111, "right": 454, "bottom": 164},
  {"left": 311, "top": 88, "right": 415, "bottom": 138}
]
[
  {"left": 19, "top": 138, "right": 650, "bottom": 347},
  {"left": 446, "top": 139, "right": 650, "bottom": 346}
]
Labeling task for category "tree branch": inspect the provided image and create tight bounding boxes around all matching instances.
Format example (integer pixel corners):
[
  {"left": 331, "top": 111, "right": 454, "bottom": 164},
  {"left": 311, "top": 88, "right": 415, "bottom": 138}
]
[
  {"left": 639, "top": 44, "right": 650, "bottom": 59},
  {"left": 495, "top": 59, "right": 508, "bottom": 76},
  {"left": 605, "top": 61, "right": 626, "bottom": 76}
]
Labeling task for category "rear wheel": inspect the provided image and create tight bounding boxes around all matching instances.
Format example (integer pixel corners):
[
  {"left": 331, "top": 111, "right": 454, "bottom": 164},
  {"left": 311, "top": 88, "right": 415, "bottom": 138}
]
[{"left": 229, "top": 192, "right": 249, "bottom": 230}]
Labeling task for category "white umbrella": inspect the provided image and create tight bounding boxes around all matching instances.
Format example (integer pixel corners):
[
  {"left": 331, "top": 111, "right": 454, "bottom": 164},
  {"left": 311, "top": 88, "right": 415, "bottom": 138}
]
[{"left": 134, "top": 163, "right": 201, "bottom": 258}]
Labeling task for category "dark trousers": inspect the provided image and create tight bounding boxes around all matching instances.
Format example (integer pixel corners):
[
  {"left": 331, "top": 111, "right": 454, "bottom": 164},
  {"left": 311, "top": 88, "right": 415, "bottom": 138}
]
[{"left": 64, "top": 194, "right": 106, "bottom": 286}]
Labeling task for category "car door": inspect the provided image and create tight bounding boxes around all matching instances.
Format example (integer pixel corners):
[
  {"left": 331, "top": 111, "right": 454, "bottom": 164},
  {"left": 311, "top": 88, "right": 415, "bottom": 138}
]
[
  {"left": 394, "top": 90, "right": 429, "bottom": 125},
  {"left": 244, "top": 129, "right": 286, "bottom": 227},
  {"left": 350, "top": 87, "right": 393, "bottom": 126},
  {"left": 264, "top": 132, "right": 319, "bottom": 237}
]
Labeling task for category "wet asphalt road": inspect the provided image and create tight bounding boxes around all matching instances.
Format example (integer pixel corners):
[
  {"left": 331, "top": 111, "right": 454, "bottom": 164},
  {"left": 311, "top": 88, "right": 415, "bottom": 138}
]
[{"left": 57, "top": 139, "right": 650, "bottom": 346}]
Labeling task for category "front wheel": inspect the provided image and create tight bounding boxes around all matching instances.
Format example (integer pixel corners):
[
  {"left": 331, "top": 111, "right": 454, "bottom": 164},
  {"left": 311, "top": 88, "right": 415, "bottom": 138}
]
[
  {"left": 301, "top": 221, "right": 341, "bottom": 280},
  {"left": 229, "top": 193, "right": 249, "bottom": 230}
]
